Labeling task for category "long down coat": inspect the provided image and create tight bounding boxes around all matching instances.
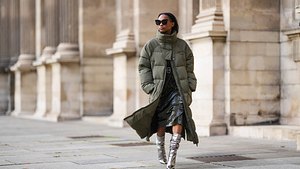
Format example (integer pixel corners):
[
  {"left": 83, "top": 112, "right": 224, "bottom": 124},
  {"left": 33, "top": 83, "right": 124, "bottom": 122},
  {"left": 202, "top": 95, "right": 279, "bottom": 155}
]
[{"left": 124, "top": 31, "right": 199, "bottom": 145}]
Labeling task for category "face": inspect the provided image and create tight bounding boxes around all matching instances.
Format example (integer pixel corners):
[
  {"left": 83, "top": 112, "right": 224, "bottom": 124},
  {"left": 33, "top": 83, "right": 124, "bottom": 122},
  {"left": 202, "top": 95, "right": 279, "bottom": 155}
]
[{"left": 156, "top": 14, "right": 174, "bottom": 34}]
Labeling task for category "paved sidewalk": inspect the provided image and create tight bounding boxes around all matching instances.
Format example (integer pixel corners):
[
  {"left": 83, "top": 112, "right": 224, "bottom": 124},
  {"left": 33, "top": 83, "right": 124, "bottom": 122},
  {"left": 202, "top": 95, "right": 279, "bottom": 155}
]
[{"left": 1, "top": 116, "right": 300, "bottom": 169}]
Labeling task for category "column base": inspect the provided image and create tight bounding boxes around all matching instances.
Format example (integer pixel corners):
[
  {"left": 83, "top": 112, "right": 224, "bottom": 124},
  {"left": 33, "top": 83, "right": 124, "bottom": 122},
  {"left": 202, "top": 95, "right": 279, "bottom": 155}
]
[
  {"left": 107, "top": 116, "right": 129, "bottom": 128},
  {"left": 10, "top": 110, "right": 33, "bottom": 117},
  {"left": 196, "top": 122, "right": 227, "bottom": 136},
  {"left": 10, "top": 69, "right": 37, "bottom": 117}
]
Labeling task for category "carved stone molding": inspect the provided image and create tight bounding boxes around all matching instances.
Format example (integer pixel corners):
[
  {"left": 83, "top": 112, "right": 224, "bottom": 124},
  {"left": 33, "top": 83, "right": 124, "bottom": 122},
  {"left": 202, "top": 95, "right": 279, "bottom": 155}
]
[
  {"left": 184, "top": 0, "right": 227, "bottom": 41},
  {"left": 46, "top": 43, "right": 80, "bottom": 63},
  {"left": 10, "top": 54, "right": 35, "bottom": 72},
  {"left": 284, "top": 29, "right": 300, "bottom": 62},
  {"left": 106, "top": 29, "right": 136, "bottom": 56}
]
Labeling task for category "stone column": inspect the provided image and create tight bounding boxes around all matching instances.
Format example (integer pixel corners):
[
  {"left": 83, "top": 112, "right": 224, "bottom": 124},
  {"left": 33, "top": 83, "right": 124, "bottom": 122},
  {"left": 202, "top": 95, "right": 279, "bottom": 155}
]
[
  {"left": 184, "top": 0, "right": 227, "bottom": 136},
  {"left": 0, "top": 0, "right": 10, "bottom": 71},
  {"left": 46, "top": 0, "right": 80, "bottom": 121},
  {"left": 33, "top": 0, "right": 59, "bottom": 118},
  {"left": 0, "top": 0, "right": 10, "bottom": 115},
  {"left": 10, "top": 0, "right": 36, "bottom": 116},
  {"left": 178, "top": 0, "right": 199, "bottom": 35},
  {"left": 7, "top": 0, "right": 20, "bottom": 115},
  {"left": 106, "top": 30, "right": 136, "bottom": 127},
  {"left": 282, "top": 29, "right": 300, "bottom": 125},
  {"left": 9, "top": 0, "right": 20, "bottom": 66},
  {"left": 104, "top": 0, "right": 136, "bottom": 127}
]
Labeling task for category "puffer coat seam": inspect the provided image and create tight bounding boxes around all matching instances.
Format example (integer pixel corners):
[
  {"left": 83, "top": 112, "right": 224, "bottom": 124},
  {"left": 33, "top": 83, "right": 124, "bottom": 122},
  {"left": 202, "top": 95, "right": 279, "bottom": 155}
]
[{"left": 170, "top": 45, "right": 198, "bottom": 144}]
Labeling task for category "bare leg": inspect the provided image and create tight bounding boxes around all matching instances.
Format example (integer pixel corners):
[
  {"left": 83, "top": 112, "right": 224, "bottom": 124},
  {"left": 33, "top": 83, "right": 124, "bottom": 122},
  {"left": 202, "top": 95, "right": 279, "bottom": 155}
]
[
  {"left": 157, "top": 126, "right": 166, "bottom": 136},
  {"left": 172, "top": 124, "right": 182, "bottom": 134}
]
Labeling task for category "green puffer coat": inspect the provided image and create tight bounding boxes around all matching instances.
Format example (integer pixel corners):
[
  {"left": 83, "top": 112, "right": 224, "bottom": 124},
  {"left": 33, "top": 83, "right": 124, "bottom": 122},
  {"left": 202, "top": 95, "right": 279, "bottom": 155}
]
[{"left": 124, "top": 31, "right": 199, "bottom": 145}]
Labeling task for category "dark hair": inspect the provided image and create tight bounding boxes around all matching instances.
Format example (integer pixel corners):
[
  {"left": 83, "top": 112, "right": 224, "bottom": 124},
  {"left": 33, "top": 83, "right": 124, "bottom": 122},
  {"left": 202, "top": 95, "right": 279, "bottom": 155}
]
[{"left": 158, "top": 12, "right": 179, "bottom": 33}]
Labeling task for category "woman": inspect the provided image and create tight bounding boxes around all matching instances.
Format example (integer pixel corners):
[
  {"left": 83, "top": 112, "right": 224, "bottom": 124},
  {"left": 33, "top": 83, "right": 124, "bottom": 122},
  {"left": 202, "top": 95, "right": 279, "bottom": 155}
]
[{"left": 124, "top": 12, "right": 198, "bottom": 169}]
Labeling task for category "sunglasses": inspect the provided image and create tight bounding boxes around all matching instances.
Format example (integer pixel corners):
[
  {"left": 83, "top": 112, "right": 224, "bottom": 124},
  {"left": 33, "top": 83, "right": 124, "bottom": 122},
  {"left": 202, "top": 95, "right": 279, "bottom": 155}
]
[{"left": 155, "top": 19, "right": 168, "bottom": 25}]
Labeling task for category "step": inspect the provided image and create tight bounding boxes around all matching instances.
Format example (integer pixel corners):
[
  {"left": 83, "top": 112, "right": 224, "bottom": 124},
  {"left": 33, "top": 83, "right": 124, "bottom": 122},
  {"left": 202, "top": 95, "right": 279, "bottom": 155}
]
[{"left": 229, "top": 125, "right": 300, "bottom": 151}]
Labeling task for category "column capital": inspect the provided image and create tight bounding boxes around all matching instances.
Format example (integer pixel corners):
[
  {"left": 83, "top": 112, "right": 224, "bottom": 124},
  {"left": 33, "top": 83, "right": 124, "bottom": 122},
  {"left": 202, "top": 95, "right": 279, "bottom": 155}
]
[
  {"left": 283, "top": 29, "right": 300, "bottom": 62},
  {"left": 284, "top": 28, "right": 300, "bottom": 40}
]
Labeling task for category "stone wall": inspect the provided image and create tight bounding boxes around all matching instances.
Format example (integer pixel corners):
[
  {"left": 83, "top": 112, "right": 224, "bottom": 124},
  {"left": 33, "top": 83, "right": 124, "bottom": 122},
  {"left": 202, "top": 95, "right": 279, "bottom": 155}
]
[
  {"left": 81, "top": 0, "right": 115, "bottom": 116},
  {"left": 229, "top": 0, "right": 281, "bottom": 125}
]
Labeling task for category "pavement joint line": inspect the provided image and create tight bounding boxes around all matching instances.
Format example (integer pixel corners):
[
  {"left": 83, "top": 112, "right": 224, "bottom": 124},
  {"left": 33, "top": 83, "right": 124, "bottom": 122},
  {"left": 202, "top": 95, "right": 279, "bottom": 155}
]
[
  {"left": 210, "top": 162, "right": 235, "bottom": 168},
  {"left": 0, "top": 161, "right": 46, "bottom": 167},
  {"left": 111, "top": 141, "right": 155, "bottom": 147}
]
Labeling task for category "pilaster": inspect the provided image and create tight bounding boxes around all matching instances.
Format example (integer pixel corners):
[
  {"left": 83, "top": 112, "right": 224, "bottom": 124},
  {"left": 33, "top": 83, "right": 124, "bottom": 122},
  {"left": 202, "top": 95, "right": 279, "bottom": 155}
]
[
  {"left": 178, "top": 0, "right": 199, "bottom": 35},
  {"left": 106, "top": 29, "right": 136, "bottom": 127},
  {"left": 8, "top": 0, "right": 20, "bottom": 66},
  {"left": 46, "top": 0, "right": 80, "bottom": 121},
  {"left": 0, "top": 0, "right": 10, "bottom": 115},
  {"left": 33, "top": 0, "right": 59, "bottom": 118},
  {"left": 184, "top": 0, "right": 227, "bottom": 136},
  {"left": 7, "top": 0, "right": 20, "bottom": 115},
  {"left": 281, "top": 29, "right": 300, "bottom": 125},
  {"left": 10, "top": 0, "right": 36, "bottom": 117},
  {"left": 0, "top": 0, "right": 10, "bottom": 71}
]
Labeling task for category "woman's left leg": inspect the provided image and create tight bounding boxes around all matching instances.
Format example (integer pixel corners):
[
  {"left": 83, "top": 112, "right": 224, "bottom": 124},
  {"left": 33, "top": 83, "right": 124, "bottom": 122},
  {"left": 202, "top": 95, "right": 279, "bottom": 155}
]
[{"left": 167, "top": 124, "right": 182, "bottom": 169}]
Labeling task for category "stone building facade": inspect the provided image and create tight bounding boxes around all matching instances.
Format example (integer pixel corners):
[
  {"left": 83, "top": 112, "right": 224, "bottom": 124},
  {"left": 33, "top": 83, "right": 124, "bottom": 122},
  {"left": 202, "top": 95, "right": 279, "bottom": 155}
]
[{"left": 0, "top": 0, "right": 299, "bottom": 144}]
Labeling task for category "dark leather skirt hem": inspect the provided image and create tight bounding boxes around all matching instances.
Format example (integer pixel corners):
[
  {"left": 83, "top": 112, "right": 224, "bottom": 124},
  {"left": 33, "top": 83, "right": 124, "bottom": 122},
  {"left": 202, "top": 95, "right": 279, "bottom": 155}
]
[{"left": 155, "top": 90, "right": 184, "bottom": 128}]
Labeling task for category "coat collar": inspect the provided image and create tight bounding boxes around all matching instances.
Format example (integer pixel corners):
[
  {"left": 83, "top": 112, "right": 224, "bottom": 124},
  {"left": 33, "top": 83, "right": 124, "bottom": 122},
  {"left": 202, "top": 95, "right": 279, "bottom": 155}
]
[{"left": 156, "top": 31, "right": 177, "bottom": 47}]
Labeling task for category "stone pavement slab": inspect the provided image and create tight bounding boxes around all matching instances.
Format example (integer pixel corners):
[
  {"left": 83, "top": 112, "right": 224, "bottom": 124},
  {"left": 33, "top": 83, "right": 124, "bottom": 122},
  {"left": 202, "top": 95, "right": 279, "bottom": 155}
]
[{"left": 1, "top": 116, "right": 300, "bottom": 169}]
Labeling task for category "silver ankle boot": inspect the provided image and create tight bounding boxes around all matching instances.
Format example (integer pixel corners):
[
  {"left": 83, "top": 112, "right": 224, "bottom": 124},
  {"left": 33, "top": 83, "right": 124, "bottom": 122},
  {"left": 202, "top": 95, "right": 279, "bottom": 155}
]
[
  {"left": 166, "top": 134, "right": 181, "bottom": 169},
  {"left": 156, "top": 135, "right": 167, "bottom": 164}
]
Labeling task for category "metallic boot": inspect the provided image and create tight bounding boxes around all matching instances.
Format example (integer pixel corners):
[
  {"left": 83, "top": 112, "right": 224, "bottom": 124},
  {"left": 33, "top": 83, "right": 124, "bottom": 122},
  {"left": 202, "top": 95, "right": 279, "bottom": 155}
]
[
  {"left": 156, "top": 135, "right": 167, "bottom": 164},
  {"left": 166, "top": 134, "right": 181, "bottom": 169}
]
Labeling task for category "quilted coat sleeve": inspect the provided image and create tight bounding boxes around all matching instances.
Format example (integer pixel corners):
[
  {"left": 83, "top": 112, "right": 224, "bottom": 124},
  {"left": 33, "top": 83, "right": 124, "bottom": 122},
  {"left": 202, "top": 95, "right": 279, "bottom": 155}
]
[
  {"left": 185, "top": 44, "right": 197, "bottom": 92},
  {"left": 138, "top": 42, "right": 155, "bottom": 94}
]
